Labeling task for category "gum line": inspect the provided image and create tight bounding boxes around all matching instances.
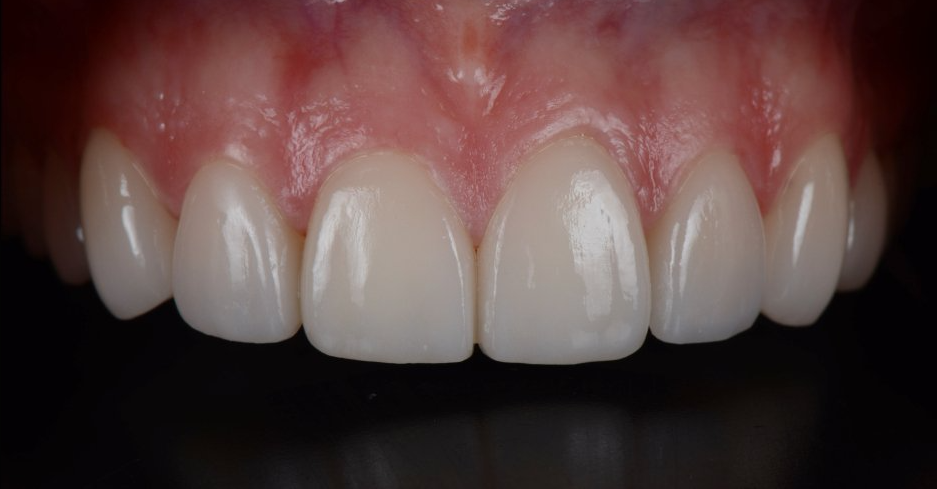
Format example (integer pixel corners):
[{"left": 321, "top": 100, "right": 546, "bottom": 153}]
[
  {"left": 10, "top": 0, "right": 865, "bottom": 241},
  {"left": 1, "top": 0, "right": 930, "bottom": 364}
]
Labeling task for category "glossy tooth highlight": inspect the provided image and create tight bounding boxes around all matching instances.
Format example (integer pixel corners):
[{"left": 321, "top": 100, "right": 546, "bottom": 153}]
[
  {"left": 301, "top": 152, "right": 475, "bottom": 363},
  {"left": 762, "top": 134, "right": 849, "bottom": 326},
  {"left": 648, "top": 151, "right": 765, "bottom": 344},
  {"left": 79, "top": 129, "right": 176, "bottom": 319},
  {"left": 173, "top": 161, "right": 303, "bottom": 343},
  {"left": 478, "top": 137, "right": 650, "bottom": 364},
  {"left": 838, "top": 152, "right": 888, "bottom": 291},
  {"left": 42, "top": 152, "right": 89, "bottom": 285}
]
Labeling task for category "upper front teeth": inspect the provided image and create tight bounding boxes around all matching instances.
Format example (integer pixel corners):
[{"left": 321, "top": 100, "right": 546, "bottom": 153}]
[
  {"left": 647, "top": 150, "right": 765, "bottom": 344},
  {"left": 477, "top": 137, "right": 651, "bottom": 364},
  {"left": 76, "top": 129, "right": 880, "bottom": 364},
  {"left": 761, "top": 134, "right": 850, "bottom": 326},
  {"left": 80, "top": 129, "right": 177, "bottom": 320},
  {"left": 301, "top": 152, "right": 476, "bottom": 364},
  {"left": 838, "top": 152, "right": 888, "bottom": 292},
  {"left": 172, "top": 160, "right": 304, "bottom": 343}
]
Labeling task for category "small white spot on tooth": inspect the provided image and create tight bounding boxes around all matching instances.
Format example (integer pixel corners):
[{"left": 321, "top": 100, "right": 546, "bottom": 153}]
[
  {"left": 647, "top": 151, "right": 765, "bottom": 344},
  {"left": 42, "top": 151, "right": 90, "bottom": 285},
  {"left": 478, "top": 137, "right": 650, "bottom": 364}
]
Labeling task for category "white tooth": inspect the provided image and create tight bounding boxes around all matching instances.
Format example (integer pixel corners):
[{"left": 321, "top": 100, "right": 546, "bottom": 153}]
[
  {"left": 173, "top": 161, "right": 303, "bottom": 343},
  {"left": 648, "top": 151, "right": 765, "bottom": 344},
  {"left": 838, "top": 152, "right": 887, "bottom": 291},
  {"left": 301, "top": 152, "right": 475, "bottom": 363},
  {"left": 762, "top": 134, "right": 849, "bottom": 326},
  {"left": 80, "top": 129, "right": 176, "bottom": 319},
  {"left": 11, "top": 146, "right": 46, "bottom": 257},
  {"left": 42, "top": 152, "right": 90, "bottom": 285},
  {"left": 478, "top": 137, "right": 650, "bottom": 364}
]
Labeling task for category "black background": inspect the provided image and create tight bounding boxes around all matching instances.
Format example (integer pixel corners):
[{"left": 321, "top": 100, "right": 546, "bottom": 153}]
[{"left": 1, "top": 190, "right": 934, "bottom": 488}]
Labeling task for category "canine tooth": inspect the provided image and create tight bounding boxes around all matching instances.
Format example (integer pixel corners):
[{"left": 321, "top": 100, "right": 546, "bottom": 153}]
[
  {"left": 302, "top": 152, "right": 475, "bottom": 363},
  {"left": 838, "top": 152, "right": 887, "bottom": 291},
  {"left": 80, "top": 129, "right": 176, "bottom": 319},
  {"left": 648, "top": 151, "right": 765, "bottom": 344},
  {"left": 42, "top": 152, "right": 89, "bottom": 285},
  {"left": 478, "top": 137, "right": 650, "bottom": 364},
  {"left": 173, "top": 162, "right": 303, "bottom": 343},
  {"left": 762, "top": 134, "right": 849, "bottom": 326}
]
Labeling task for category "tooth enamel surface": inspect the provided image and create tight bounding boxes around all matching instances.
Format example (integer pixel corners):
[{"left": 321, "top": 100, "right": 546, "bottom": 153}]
[
  {"left": 173, "top": 161, "right": 303, "bottom": 343},
  {"left": 838, "top": 153, "right": 887, "bottom": 291},
  {"left": 42, "top": 152, "right": 89, "bottom": 285},
  {"left": 80, "top": 129, "right": 177, "bottom": 320},
  {"left": 301, "top": 152, "right": 475, "bottom": 363},
  {"left": 648, "top": 151, "right": 765, "bottom": 344},
  {"left": 478, "top": 137, "right": 650, "bottom": 364},
  {"left": 762, "top": 134, "right": 849, "bottom": 326}
]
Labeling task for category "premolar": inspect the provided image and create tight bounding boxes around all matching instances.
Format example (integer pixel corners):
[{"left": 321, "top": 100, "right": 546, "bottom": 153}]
[
  {"left": 478, "top": 137, "right": 651, "bottom": 364},
  {"left": 79, "top": 129, "right": 177, "bottom": 319},
  {"left": 838, "top": 152, "right": 887, "bottom": 291},
  {"left": 42, "top": 152, "right": 89, "bottom": 285},
  {"left": 761, "top": 134, "right": 849, "bottom": 326},
  {"left": 172, "top": 161, "right": 303, "bottom": 343},
  {"left": 648, "top": 151, "right": 765, "bottom": 344},
  {"left": 301, "top": 152, "right": 475, "bottom": 363}
]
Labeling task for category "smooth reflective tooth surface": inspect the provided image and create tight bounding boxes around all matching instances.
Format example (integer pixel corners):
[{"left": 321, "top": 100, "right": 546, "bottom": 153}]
[
  {"left": 838, "top": 152, "right": 888, "bottom": 291},
  {"left": 42, "top": 152, "right": 90, "bottom": 285},
  {"left": 648, "top": 151, "right": 765, "bottom": 344},
  {"left": 762, "top": 134, "right": 849, "bottom": 326},
  {"left": 80, "top": 129, "right": 176, "bottom": 320},
  {"left": 173, "top": 161, "right": 303, "bottom": 343},
  {"left": 301, "top": 152, "right": 475, "bottom": 363},
  {"left": 478, "top": 137, "right": 651, "bottom": 364}
]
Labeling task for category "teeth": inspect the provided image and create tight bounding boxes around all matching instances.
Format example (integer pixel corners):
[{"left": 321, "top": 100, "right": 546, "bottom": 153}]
[
  {"left": 173, "top": 161, "right": 304, "bottom": 342},
  {"left": 761, "top": 134, "right": 849, "bottom": 326},
  {"left": 42, "top": 152, "right": 90, "bottom": 285},
  {"left": 478, "top": 137, "right": 650, "bottom": 364},
  {"left": 838, "top": 152, "right": 887, "bottom": 291},
  {"left": 648, "top": 151, "right": 765, "bottom": 344},
  {"left": 70, "top": 126, "right": 864, "bottom": 360},
  {"left": 80, "top": 129, "right": 176, "bottom": 319},
  {"left": 301, "top": 152, "right": 475, "bottom": 363}
]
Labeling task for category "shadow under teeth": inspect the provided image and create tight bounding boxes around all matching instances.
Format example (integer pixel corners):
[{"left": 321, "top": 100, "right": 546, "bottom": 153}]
[{"left": 0, "top": 184, "right": 935, "bottom": 488}]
